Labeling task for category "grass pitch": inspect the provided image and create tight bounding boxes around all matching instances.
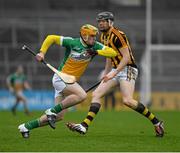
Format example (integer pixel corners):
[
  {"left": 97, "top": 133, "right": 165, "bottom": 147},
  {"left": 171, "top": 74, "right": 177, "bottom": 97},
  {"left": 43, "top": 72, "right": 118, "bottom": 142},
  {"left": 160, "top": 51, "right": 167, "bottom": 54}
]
[{"left": 0, "top": 110, "right": 180, "bottom": 152}]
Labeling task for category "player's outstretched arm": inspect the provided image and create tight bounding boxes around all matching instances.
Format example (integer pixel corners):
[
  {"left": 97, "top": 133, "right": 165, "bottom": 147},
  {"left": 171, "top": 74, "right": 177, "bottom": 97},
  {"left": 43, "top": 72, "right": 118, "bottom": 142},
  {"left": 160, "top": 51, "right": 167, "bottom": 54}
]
[{"left": 97, "top": 46, "right": 117, "bottom": 58}]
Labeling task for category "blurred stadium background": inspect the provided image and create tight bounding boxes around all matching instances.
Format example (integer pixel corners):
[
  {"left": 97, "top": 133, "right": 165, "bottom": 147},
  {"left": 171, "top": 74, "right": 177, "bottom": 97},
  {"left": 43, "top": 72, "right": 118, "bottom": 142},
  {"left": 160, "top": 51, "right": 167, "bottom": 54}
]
[
  {"left": 1, "top": 0, "right": 180, "bottom": 152},
  {"left": 0, "top": 0, "right": 180, "bottom": 111}
]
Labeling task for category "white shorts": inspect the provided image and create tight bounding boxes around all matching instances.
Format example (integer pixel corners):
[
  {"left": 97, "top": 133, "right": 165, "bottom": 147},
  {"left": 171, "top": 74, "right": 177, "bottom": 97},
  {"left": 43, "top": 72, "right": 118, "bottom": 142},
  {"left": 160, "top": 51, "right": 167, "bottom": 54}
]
[
  {"left": 52, "top": 73, "right": 67, "bottom": 98},
  {"left": 112, "top": 66, "right": 138, "bottom": 83}
]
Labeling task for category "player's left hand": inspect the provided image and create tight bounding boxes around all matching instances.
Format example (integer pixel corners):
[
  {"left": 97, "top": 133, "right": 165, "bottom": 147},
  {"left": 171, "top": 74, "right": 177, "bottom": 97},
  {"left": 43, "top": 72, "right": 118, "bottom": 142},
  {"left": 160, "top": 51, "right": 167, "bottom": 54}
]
[{"left": 103, "top": 70, "right": 118, "bottom": 82}]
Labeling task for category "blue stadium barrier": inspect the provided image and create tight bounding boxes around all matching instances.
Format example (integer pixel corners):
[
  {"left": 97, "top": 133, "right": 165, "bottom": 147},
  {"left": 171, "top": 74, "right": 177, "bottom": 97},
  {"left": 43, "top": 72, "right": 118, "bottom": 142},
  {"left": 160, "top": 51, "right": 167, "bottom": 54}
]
[{"left": 0, "top": 90, "right": 54, "bottom": 110}]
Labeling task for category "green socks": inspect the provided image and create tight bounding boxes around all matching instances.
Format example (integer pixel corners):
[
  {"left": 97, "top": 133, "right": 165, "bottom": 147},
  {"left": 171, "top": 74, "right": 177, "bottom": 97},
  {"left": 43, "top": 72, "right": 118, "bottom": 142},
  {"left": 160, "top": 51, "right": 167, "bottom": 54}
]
[
  {"left": 24, "top": 104, "right": 63, "bottom": 131},
  {"left": 50, "top": 103, "right": 63, "bottom": 114},
  {"left": 25, "top": 119, "right": 40, "bottom": 130}
]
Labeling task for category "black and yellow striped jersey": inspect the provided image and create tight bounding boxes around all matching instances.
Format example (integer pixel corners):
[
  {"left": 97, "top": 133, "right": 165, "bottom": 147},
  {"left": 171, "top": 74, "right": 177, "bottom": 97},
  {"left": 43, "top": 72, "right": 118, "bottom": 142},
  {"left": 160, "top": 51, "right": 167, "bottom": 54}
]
[{"left": 100, "top": 27, "right": 137, "bottom": 68}]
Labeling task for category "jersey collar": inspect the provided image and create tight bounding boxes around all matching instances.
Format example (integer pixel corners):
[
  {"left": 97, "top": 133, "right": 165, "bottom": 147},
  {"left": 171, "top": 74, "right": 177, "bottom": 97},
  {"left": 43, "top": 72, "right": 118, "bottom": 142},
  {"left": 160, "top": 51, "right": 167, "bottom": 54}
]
[{"left": 80, "top": 37, "right": 88, "bottom": 47}]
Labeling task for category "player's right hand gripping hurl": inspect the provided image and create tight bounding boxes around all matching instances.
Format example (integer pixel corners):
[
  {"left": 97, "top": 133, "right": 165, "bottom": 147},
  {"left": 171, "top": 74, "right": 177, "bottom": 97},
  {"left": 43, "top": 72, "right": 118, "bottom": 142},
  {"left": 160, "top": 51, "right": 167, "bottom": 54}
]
[{"left": 36, "top": 52, "right": 45, "bottom": 62}]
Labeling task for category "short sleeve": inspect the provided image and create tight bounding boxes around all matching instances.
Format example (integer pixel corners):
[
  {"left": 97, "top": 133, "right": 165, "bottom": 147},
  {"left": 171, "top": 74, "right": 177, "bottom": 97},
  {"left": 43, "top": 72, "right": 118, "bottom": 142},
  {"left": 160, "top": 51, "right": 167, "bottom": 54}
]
[{"left": 60, "top": 36, "right": 74, "bottom": 47}]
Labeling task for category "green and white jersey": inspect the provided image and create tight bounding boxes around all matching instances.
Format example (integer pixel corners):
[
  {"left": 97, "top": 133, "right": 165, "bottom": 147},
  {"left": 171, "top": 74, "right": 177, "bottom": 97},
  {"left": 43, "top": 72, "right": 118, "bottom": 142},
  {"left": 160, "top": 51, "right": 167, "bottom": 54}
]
[
  {"left": 58, "top": 36, "right": 105, "bottom": 80},
  {"left": 7, "top": 73, "right": 26, "bottom": 91}
]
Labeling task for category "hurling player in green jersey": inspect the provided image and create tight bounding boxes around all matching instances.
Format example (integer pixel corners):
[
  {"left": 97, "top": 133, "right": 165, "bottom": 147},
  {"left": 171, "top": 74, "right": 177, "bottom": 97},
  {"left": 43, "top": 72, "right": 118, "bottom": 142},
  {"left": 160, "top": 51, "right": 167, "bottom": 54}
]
[
  {"left": 7, "top": 65, "right": 31, "bottom": 115},
  {"left": 18, "top": 24, "right": 117, "bottom": 138}
]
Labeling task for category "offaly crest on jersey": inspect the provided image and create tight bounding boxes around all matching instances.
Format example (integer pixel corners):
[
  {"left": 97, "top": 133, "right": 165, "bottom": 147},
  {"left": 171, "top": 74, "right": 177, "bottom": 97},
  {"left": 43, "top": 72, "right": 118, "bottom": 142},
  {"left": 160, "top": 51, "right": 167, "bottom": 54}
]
[{"left": 69, "top": 49, "right": 93, "bottom": 61}]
